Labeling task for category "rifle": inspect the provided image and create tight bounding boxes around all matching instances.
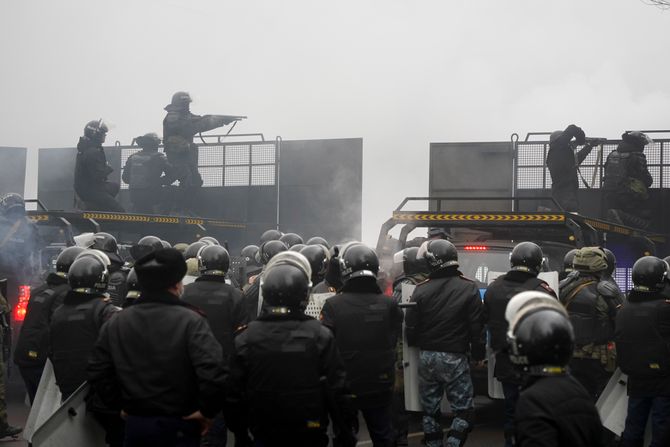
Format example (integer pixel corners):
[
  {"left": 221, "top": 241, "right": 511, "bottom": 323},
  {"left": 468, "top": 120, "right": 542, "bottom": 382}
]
[
  {"left": 203, "top": 114, "right": 247, "bottom": 127},
  {"left": 585, "top": 137, "right": 607, "bottom": 146}
]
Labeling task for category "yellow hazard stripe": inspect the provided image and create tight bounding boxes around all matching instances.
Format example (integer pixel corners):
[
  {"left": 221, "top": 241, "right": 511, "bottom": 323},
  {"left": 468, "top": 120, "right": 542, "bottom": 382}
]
[
  {"left": 393, "top": 213, "right": 565, "bottom": 222},
  {"left": 82, "top": 213, "right": 180, "bottom": 224},
  {"left": 583, "top": 219, "right": 631, "bottom": 236},
  {"left": 28, "top": 214, "right": 49, "bottom": 222}
]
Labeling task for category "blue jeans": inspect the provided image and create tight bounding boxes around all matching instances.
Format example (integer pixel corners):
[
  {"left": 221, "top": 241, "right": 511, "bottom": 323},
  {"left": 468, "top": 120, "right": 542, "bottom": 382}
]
[
  {"left": 418, "top": 351, "right": 474, "bottom": 447},
  {"left": 621, "top": 396, "right": 670, "bottom": 447}
]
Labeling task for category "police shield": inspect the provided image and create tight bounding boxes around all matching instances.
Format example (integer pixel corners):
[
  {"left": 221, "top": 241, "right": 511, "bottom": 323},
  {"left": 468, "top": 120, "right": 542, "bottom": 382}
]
[
  {"left": 596, "top": 368, "right": 651, "bottom": 441},
  {"left": 305, "top": 292, "right": 334, "bottom": 318}
]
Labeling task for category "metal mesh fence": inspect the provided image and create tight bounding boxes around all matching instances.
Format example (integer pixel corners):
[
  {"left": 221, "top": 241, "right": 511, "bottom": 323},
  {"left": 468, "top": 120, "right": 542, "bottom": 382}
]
[
  {"left": 120, "top": 141, "right": 278, "bottom": 190},
  {"left": 613, "top": 267, "right": 632, "bottom": 293},
  {"left": 516, "top": 140, "right": 668, "bottom": 190}
]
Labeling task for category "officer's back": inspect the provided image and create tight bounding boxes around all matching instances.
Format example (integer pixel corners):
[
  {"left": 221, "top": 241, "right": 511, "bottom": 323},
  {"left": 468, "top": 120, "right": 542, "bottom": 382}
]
[
  {"left": 182, "top": 245, "right": 248, "bottom": 357},
  {"left": 229, "top": 251, "right": 351, "bottom": 447}
]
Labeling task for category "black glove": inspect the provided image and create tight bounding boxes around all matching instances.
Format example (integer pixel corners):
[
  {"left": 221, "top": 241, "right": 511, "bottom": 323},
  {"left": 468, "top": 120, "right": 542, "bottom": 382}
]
[{"left": 564, "top": 124, "right": 586, "bottom": 145}]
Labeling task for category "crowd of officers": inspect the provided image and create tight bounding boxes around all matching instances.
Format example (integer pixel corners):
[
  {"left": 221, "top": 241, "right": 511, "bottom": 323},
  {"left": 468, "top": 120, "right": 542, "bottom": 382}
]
[
  {"left": 546, "top": 125, "right": 654, "bottom": 229},
  {"left": 6, "top": 225, "right": 670, "bottom": 447},
  {"left": 74, "top": 92, "right": 242, "bottom": 215}
]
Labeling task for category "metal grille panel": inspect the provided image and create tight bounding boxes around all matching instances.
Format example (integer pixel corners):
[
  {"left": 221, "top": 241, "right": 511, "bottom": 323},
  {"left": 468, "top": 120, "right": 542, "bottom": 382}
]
[
  {"left": 224, "top": 166, "right": 250, "bottom": 186},
  {"left": 198, "top": 146, "right": 224, "bottom": 166},
  {"left": 251, "top": 145, "right": 276, "bottom": 165},
  {"left": 200, "top": 167, "right": 223, "bottom": 187},
  {"left": 225, "top": 145, "right": 250, "bottom": 165},
  {"left": 613, "top": 267, "right": 632, "bottom": 293},
  {"left": 251, "top": 165, "right": 275, "bottom": 186}
]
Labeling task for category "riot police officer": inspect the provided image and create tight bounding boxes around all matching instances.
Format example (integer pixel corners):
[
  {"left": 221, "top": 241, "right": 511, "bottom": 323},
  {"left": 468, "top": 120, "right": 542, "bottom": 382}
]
[
  {"left": 615, "top": 256, "right": 670, "bottom": 447},
  {"left": 603, "top": 131, "right": 654, "bottom": 229},
  {"left": 88, "top": 248, "right": 227, "bottom": 447},
  {"left": 601, "top": 248, "right": 624, "bottom": 302},
  {"left": 320, "top": 243, "right": 402, "bottom": 447},
  {"left": 121, "top": 133, "right": 174, "bottom": 213},
  {"left": 299, "top": 244, "right": 330, "bottom": 287},
  {"left": 74, "top": 120, "right": 125, "bottom": 212},
  {"left": 507, "top": 292, "right": 605, "bottom": 446},
  {"left": 181, "top": 245, "right": 248, "bottom": 447},
  {"left": 560, "top": 248, "right": 578, "bottom": 281},
  {"left": 483, "top": 242, "right": 556, "bottom": 447},
  {"left": 14, "top": 246, "right": 84, "bottom": 403},
  {"left": 546, "top": 124, "right": 597, "bottom": 212},
  {"left": 405, "top": 240, "right": 484, "bottom": 447},
  {"left": 559, "top": 247, "right": 622, "bottom": 400},
  {"left": 49, "top": 252, "right": 121, "bottom": 445},
  {"left": 91, "top": 232, "right": 129, "bottom": 307},
  {"left": 259, "top": 229, "right": 283, "bottom": 244},
  {"left": 163, "top": 92, "right": 238, "bottom": 214},
  {"left": 279, "top": 232, "right": 303, "bottom": 249},
  {"left": 228, "top": 251, "right": 354, "bottom": 447},
  {"left": 243, "top": 240, "right": 288, "bottom": 320},
  {"left": 305, "top": 236, "right": 330, "bottom": 249},
  {"left": 122, "top": 268, "right": 140, "bottom": 308},
  {"left": 240, "top": 244, "right": 261, "bottom": 291}
]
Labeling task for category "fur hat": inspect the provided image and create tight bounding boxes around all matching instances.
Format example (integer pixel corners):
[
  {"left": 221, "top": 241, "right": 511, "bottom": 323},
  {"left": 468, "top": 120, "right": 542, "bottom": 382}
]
[{"left": 135, "top": 248, "right": 187, "bottom": 291}]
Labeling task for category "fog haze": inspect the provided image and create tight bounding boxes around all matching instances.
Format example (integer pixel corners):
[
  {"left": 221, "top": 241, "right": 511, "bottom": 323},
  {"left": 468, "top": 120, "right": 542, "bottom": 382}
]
[{"left": 1, "top": 0, "right": 668, "bottom": 243}]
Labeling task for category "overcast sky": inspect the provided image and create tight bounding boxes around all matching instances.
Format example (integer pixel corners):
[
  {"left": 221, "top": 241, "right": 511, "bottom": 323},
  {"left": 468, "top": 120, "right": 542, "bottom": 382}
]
[{"left": 1, "top": 0, "right": 669, "bottom": 244}]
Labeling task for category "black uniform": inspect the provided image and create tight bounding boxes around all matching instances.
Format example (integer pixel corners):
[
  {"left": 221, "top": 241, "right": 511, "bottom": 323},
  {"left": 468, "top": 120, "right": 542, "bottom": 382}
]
[
  {"left": 74, "top": 136, "right": 124, "bottom": 212},
  {"left": 559, "top": 272, "right": 621, "bottom": 399},
  {"left": 546, "top": 125, "right": 592, "bottom": 212},
  {"left": 243, "top": 275, "right": 261, "bottom": 321},
  {"left": 603, "top": 141, "right": 654, "bottom": 227},
  {"left": 163, "top": 110, "right": 225, "bottom": 213},
  {"left": 88, "top": 291, "right": 228, "bottom": 446},
  {"left": 228, "top": 309, "right": 350, "bottom": 446},
  {"left": 483, "top": 271, "right": 556, "bottom": 444},
  {"left": 515, "top": 374, "right": 605, "bottom": 447},
  {"left": 182, "top": 275, "right": 248, "bottom": 361},
  {"left": 320, "top": 278, "right": 402, "bottom": 446},
  {"left": 615, "top": 289, "right": 670, "bottom": 446},
  {"left": 13, "top": 273, "right": 69, "bottom": 403},
  {"left": 121, "top": 149, "right": 173, "bottom": 213},
  {"left": 106, "top": 262, "right": 129, "bottom": 308}
]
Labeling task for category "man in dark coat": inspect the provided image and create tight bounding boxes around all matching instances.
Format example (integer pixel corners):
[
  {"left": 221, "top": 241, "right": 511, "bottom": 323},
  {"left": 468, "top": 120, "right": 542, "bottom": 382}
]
[{"left": 88, "top": 248, "right": 227, "bottom": 447}]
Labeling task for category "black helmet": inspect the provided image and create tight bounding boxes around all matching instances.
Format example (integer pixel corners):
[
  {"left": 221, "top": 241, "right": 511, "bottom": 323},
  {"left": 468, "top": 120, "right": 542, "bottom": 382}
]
[
  {"left": 300, "top": 244, "right": 330, "bottom": 280},
  {"left": 260, "top": 229, "right": 283, "bottom": 244},
  {"left": 55, "top": 246, "right": 87, "bottom": 278},
  {"left": 126, "top": 268, "right": 140, "bottom": 292},
  {"left": 262, "top": 252, "right": 312, "bottom": 309},
  {"left": 68, "top": 255, "right": 110, "bottom": 293},
  {"left": 632, "top": 256, "right": 669, "bottom": 292},
  {"left": 563, "top": 248, "right": 578, "bottom": 272},
  {"left": 198, "top": 245, "right": 230, "bottom": 275},
  {"left": 403, "top": 247, "right": 430, "bottom": 276},
  {"left": 510, "top": 242, "right": 544, "bottom": 275},
  {"left": 84, "top": 119, "right": 108, "bottom": 143},
  {"left": 0, "top": 193, "right": 25, "bottom": 217},
  {"left": 160, "top": 240, "right": 172, "bottom": 249},
  {"left": 418, "top": 239, "right": 459, "bottom": 271},
  {"left": 602, "top": 248, "right": 616, "bottom": 277},
  {"left": 184, "top": 241, "right": 208, "bottom": 260},
  {"left": 92, "top": 232, "right": 118, "bottom": 254},
  {"left": 339, "top": 243, "right": 379, "bottom": 282},
  {"left": 241, "top": 245, "right": 261, "bottom": 267},
  {"left": 305, "top": 236, "right": 330, "bottom": 249},
  {"left": 508, "top": 304, "right": 574, "bottom": 374},
  {"left": 199, "top": 236, "right": 220, "bottom": 246},
  {"left": 427, "top": 227, "right": 449, "bottom": 240},
  {"left": 256, "top": 240, "right": 288, "bottom": 265},
  {"left": 130, "top": 235, "right": 165, "bottom": 260},
  {"left": 289, "top": 243, "right": 306, "bottom": 252},
  {"left": 135, "top": 132, "right": 161, "bottom": 150},
  {"left": 621, "top": 131, "right": 652, "bottom": 150},
  {"left": 279, "top": 232, "right": 304, "bottom": 248},
  {"left": 167, "top": 91, "right": 192, "bottom": 111}
]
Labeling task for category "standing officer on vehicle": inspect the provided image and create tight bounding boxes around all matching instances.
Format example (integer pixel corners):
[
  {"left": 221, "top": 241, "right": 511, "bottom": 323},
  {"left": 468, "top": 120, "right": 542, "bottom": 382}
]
[
  {"left": 507, "top": 292, "right": 606, "bottom": 447},
  {"left": 559, "top": 247, "right": 622, "bottom": 400},
  {"left": 615, "top": 256, "right": 670, "bottom": 447},
  {"left": 122, "top": 133, "right": 174, "bottom": 214},
  {"left": 228, "top": 251, "right": 355, "bottom": 447},
  {"left": 49, "top": 251, "right": 121, "bottom": 445},
  {"left": 74, "top": 120, "right": 125, "bottom": 212},
  {"left": 181, "top": 245, "right": 249, "bottom": 447},
  {"left": 14, "top": 246, "right": 84, "bottom": 403},
  {"left": 163, "top": 92, "right": 240, "bottom": 214},
  {"left": 405, "top": 240, "right": 484, "bottom": 447},
  {"left": 483, "top": 242, "right": 556, "bottom": 447},
  {"left": 546, "top": 124, "right": 598, "bottom": 213},
  {"left": 88, "top": 248, "right": 227, "bottom": 447},
  {"left": 320, "top": 243, "right": 402, "bottom": 447},
  {"left": 603, "top": 131, "right": 654, "bottom": 229}
]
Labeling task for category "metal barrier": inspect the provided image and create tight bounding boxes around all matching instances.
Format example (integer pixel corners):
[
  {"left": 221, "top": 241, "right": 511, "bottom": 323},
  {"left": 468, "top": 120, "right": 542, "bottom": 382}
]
[
  {"left": 118, "top": 137, "right": 281, "bottom": 190},
  {"left": 513, "top": 134, "right": 670, "bottom": 191}
]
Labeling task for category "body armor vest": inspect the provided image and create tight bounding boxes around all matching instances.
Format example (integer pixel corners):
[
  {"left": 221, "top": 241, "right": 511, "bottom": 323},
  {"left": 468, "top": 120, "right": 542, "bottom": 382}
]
[
  {"left": 603, "top": 150, "right": 629, "bottom": 191},
  {"left": 561, "top": 278, "right": 610, "bottom": 346}
]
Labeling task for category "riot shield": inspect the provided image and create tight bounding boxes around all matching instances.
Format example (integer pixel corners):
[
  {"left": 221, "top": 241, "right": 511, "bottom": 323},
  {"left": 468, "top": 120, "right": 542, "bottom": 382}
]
[
  {"left": 304, "top": 292, "right": 335, "bottom": 318},
  {"left": 596, "top": 368, "right": 651, "bottom": 440}
]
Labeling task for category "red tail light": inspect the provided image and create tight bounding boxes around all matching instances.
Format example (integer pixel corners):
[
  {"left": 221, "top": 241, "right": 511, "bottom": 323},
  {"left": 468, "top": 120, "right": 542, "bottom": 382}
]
[
  {"left": 13, "top": 285, "right": 30, "bottom": 322},
  {"left": 463, "top": 245, "right": 488, "bottom": 251}
]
